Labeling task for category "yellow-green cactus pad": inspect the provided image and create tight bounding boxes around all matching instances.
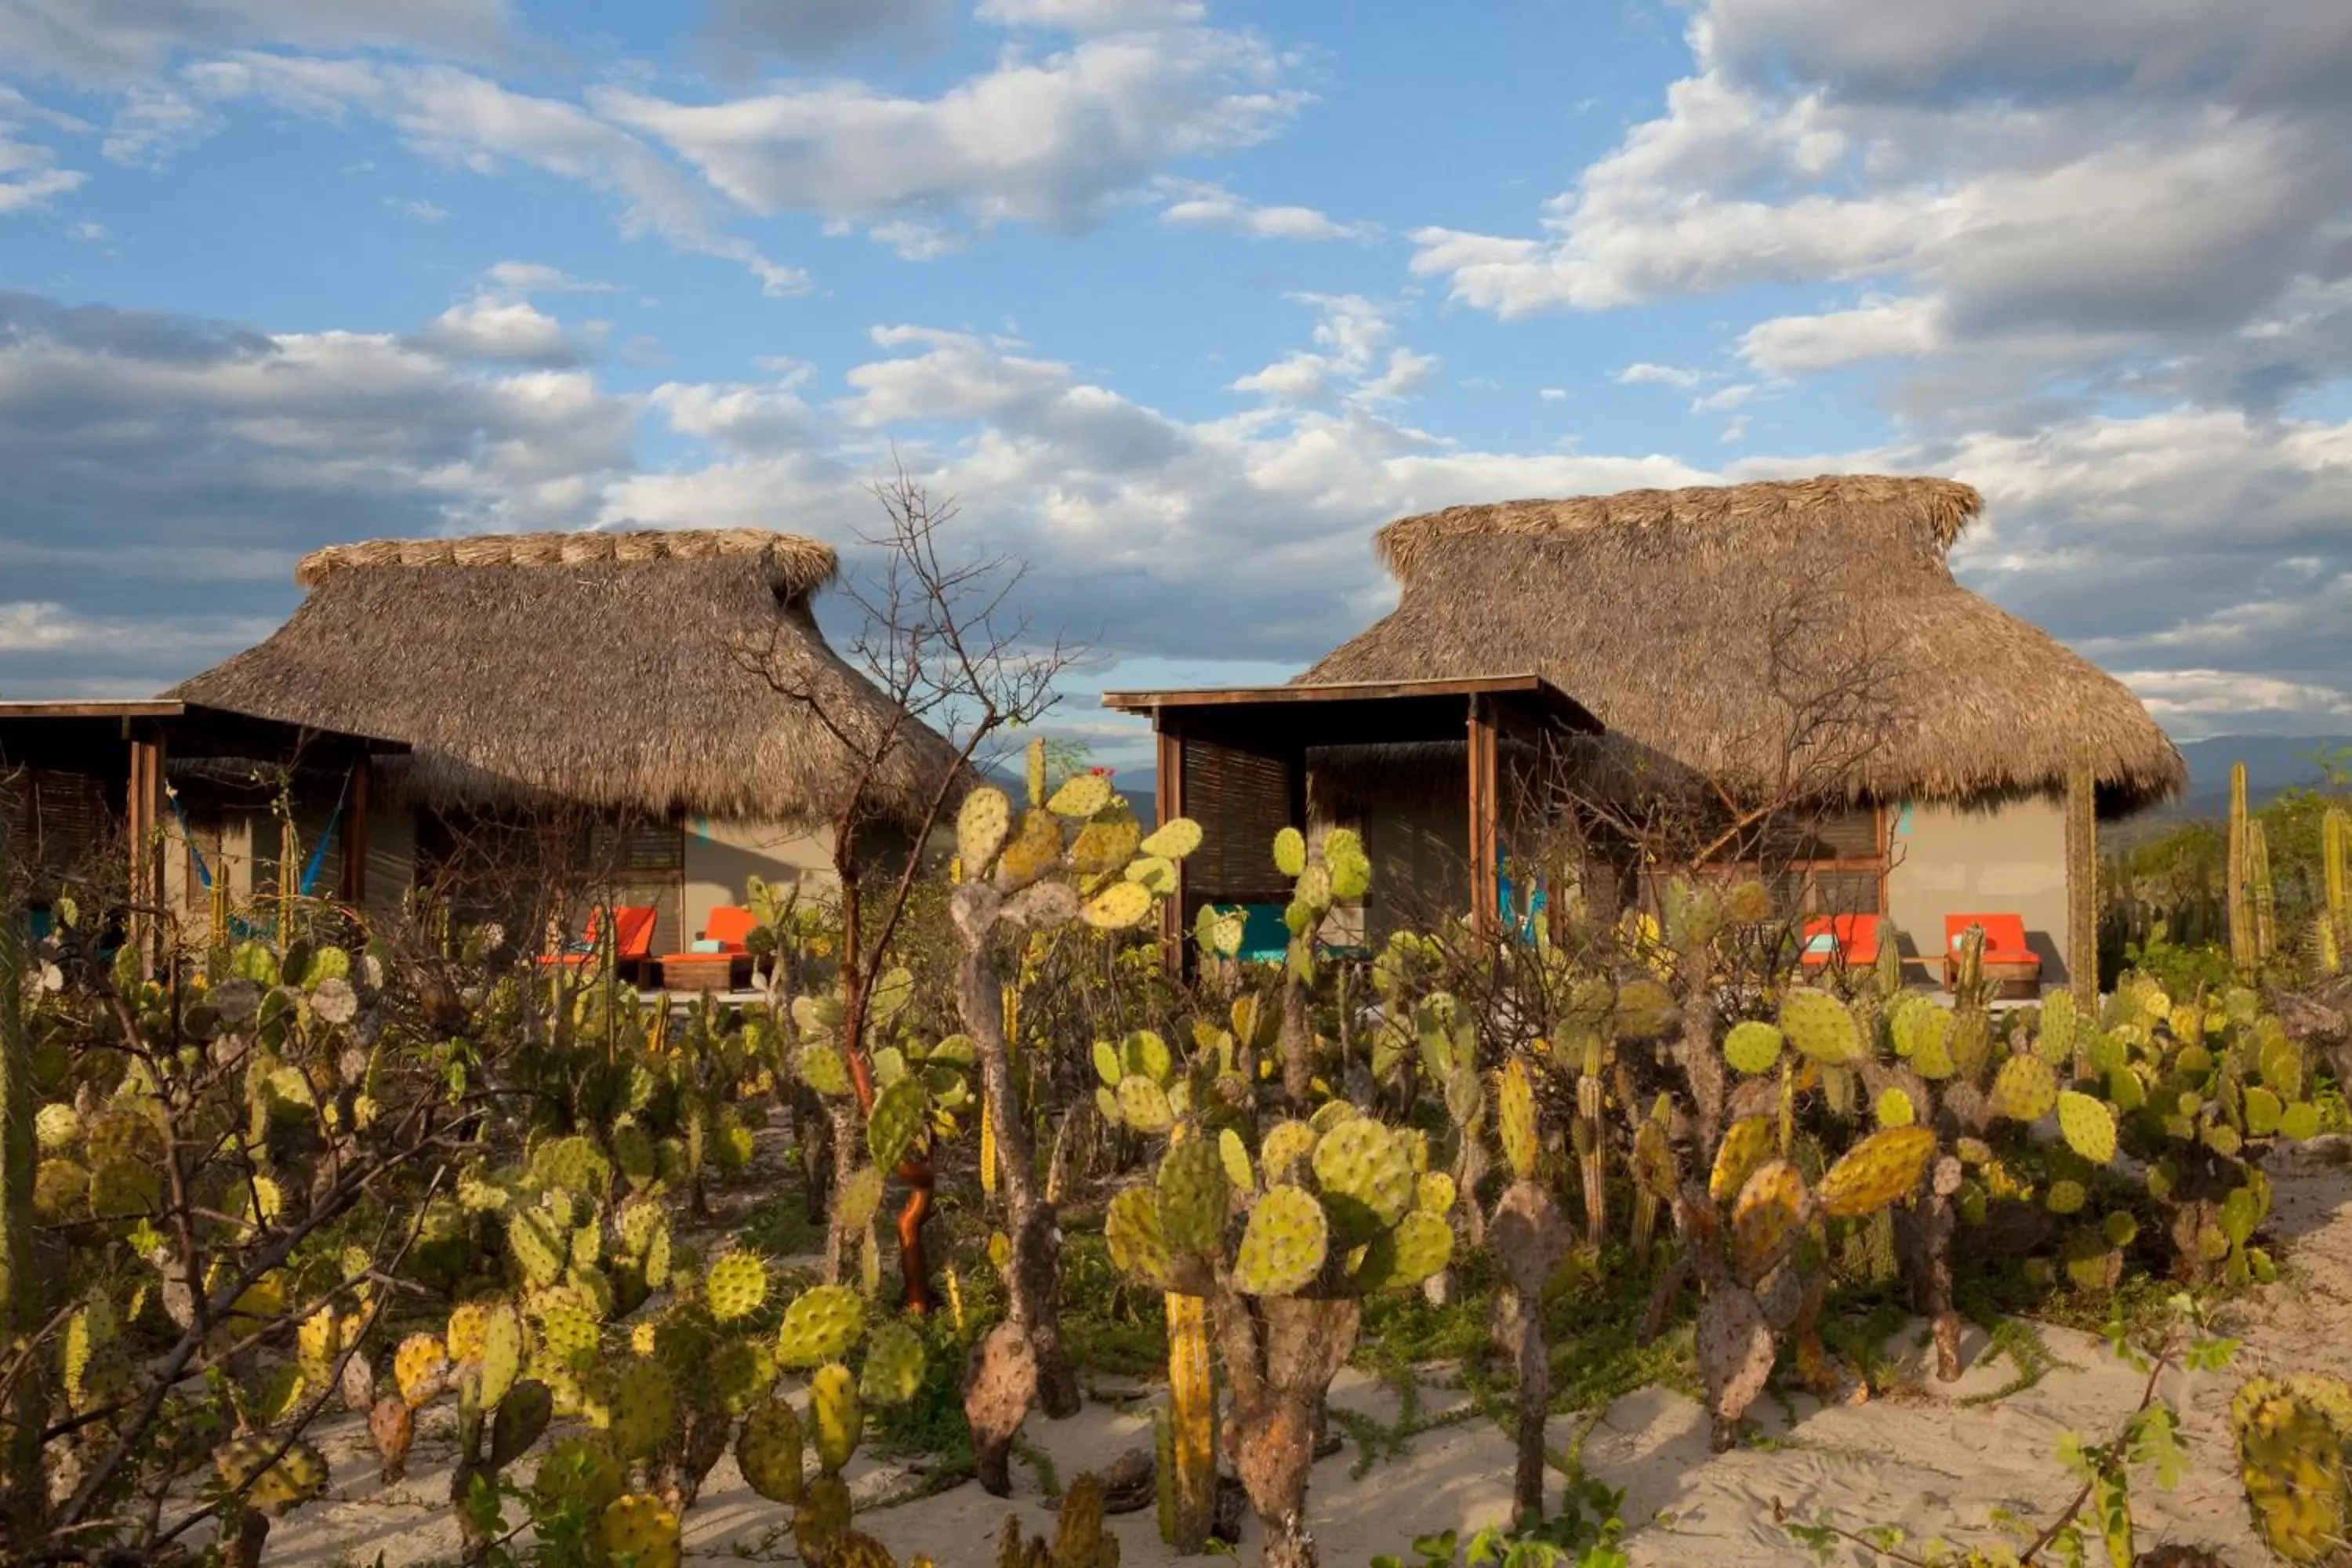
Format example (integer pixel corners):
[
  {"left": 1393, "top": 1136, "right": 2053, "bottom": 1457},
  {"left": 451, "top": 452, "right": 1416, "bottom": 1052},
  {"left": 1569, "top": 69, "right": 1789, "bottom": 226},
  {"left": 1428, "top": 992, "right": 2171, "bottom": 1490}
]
[
  {"left": 776, "top": 1285, "right": 866, "bottom": 1367},
  {"left": 2056, "top": 1091, "right": 2118, "bottom": 1164},
  {"left": 1815, "top": 1126, "right": 1936, "bottom": 1217},
  {"left": 1231, "top": 1185, "right": 1328, "bottom": 1296},
  {"left": 1722, "top": 1022, "right": 1785, "bottom": 1076}
]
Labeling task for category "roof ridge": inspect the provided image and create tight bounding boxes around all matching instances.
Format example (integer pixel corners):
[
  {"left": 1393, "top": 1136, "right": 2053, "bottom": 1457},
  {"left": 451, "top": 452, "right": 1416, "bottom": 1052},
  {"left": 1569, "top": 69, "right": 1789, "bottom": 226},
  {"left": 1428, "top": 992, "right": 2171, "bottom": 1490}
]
[
  {"left": 1373, "top": 474, "right": 1982, "bottom": 583},
  {"left": 294, "top": 528, "right": 837, "bottom": 593}
]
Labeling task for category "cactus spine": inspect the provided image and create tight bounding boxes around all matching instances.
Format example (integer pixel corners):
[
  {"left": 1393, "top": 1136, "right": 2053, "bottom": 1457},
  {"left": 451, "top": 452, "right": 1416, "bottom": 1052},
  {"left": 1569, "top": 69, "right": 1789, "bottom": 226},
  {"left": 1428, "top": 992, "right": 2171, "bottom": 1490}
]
[
  {"left": 2065, "top": 742, "right": 2098, "bottom": 1009},
  {"left": 2227, "top": 760, "right": 2254, "bottom": 971}
]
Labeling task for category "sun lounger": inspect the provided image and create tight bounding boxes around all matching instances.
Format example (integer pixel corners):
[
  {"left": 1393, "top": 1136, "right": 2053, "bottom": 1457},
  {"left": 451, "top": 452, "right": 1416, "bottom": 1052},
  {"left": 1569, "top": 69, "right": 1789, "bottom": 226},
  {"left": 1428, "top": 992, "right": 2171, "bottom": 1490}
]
[
  {"left": 1942, "top": 913, "right": 2041, "bottom": 996},
  {"left": 1799, "top": 913, "right": 1881, "bottom": 970},
  {"left": 658, "top": 905, "right": 757, "bottom": 991},
  {"left": 539, "top": 905, "right": 658, "bottom": 984}
]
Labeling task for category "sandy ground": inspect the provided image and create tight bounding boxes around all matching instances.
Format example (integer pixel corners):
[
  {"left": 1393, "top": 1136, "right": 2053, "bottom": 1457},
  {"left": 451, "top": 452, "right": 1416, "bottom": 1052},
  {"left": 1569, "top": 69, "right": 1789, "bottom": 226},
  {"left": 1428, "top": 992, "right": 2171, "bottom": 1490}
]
[{"left": 262, "top": 1137, "right": 2352, "bottom": 1568}]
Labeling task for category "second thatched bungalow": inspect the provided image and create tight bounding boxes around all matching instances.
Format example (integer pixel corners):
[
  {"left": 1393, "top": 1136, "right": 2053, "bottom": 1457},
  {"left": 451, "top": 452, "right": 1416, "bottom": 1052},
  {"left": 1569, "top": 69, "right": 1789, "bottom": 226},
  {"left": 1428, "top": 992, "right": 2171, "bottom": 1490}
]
[
  {"left": 171, "top": 528, "right": 957, "bottom": 957},
  {"left": 1109, "top": 475, "right": 2187, "bottom": 989}
]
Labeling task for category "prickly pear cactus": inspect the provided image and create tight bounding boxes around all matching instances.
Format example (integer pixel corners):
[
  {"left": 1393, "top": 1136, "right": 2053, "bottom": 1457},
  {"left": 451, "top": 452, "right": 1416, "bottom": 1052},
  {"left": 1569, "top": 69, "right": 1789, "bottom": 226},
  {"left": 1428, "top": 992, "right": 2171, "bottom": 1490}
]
[{"left": 2233, "top": 1372, "right": 2352, "bottom": 1565}]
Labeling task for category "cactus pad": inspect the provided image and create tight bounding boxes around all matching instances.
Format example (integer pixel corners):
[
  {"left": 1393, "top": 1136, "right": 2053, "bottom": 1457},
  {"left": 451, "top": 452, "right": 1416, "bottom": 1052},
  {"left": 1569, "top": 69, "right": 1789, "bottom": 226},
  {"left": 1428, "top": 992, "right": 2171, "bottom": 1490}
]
[
  {"left": 2233, "top": 1374, "right": 2352, "bottom": 1566},
  {"left": 737, "top": 1396, "right": 806, "bottom": 1504},
  {"left": 1874, "top": 1087, "right": 1915, "bottom": 1128},
  {"left": 490, "top": 1379, "right": 553, "bottom": 1468},
  {"left": 2056, "top": 1091, "right": 2118, "bottom": 1165},
  {"left": 369, "top": 1395, "right": 414, "bottom": 1481},
  {"left": 1082, "top": 880, "right": 1155, "bottom": 931},
  {"left": 1992, "top": 1054, "right": 2059, "bottom": 1123},
  {"left": 1105, "top": 1187, "right": 1173, "bottom": 1288},
  {"left": 1777, "top": 989, "right": 1861, "bottom": 1065},
  {"left": 603, "top": 1358, "right": 679, "bottom": 1460},
  {"left": 1069, "top": 818, "right": 1143, "bottom": 877},
  {"left": 859, "top": 1321, "right": 927, "bottom": 1406},
  {"left": 868, "top": 1078, "right": 928, "bottom": 1172},
  {"left": 536, "top": 1305, "right": 600, "bottom": 1373},
  {"left": 1612, "top": 978, "right": 1678, "bottom": 1040},
  {"left": 480, "top": 1305, "right": 524, "bottom": 1408},
  {"left": 709, "top": 1338, "right": 779, "bottom": 1415},
  {"left": 958, "top": 788, "right": 1014, "bottom": 876},
  {"left": 1694, "top": 1290, "right": 1777, "bottom": 1436},
  {"left": 1731, "top": 1160, "right": 1811, "bottom": 1283},
  {"left": 1231, "top": 1185, "right": 1328, "bottom": 1296},
  {"left": 777, "top": 1285, "right": 866, "bottom": 1367},
  {"left": 1218, "top": 1127, "right": 1254, "bottom": 1192},
  {"left": 1272, "top": 826, "right": 1307, "bottom": 877},
  {"left": 1156, "top": 1138, "right": 1229, "bottom": 1257},
  {"left": 1722, "top": 1022, "right": 1785, "bottom": 1076},
  {"left": 599, "top": 1494, "right": 681, "bottom": 1568},
  {"left": 1709, "top": 1117, "right": 1777, "bottom": 1206},
  {"left": 1417, "top": 1171, "right": 1457, "bottom": 1215},
  {"left": 1310, "top": 1116, "right": 1416, "bottom": 1243},
  {"left": 1047, "top": 772, "right": 1114, "bottom": 819},
  {"left": 394, "top": 1333, "right": 449, "bottom": 1407},
  {"left": 1352, "top": 1209, "right": 1454, "bottom": 1294},
  {"left": 1815, "top": 1127, "right": 1936, "bottom": 1217},
  {"left": 534, "top": 1436, "right": 625, "bottom": 1515},
  {"left": 1141, "top": 817, "right": 1203, "bottom": 859},
  {"left": 699, "top": 1250, "right": 768, "bottom": 1323},
  {"left": 795, "top": 1475, "right": 854, "bottom": 1562},
  {"left": 216, "top": 1434, "right": 329, "bottom": 1515},
  {"left": 1114, "top": 1074, "right": 1174, "bottom": 1135},
  {"left": 1260, "top": 1120, "right": 1318, "bottom": 1183},
  {"left": 2281, "top": 1102, "right": 2322, "bottom": 1141},
  {"left": 34, "top": 1104, "right": 82, "bottom": 1153},
  {"left": 809, "top": 1360, "right": 862, "bottom": 1473},
  {"left": 1497, "top": 1058, "right": 1540, "bottom": 1180}
]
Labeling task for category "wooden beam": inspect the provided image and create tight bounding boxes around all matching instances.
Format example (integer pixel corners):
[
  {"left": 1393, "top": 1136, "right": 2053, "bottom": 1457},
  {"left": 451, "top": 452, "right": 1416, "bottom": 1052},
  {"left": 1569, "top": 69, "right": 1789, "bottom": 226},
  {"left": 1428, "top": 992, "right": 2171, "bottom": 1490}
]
[
  {"left": 1156, "top": 718, "right": 1184, "bottom": 975},
  {"left": 1468, "top": 695, "right": 1499, "bottom": 941},
  {"left": 0, "top": 700, "right": 184, "bottom": 720},
  {"left": 125, "top": 728, "right": 165, "bottom": 975},
  {"left": 1104, "top": 673, "right": 1550, "bottom": 711},
  {"left": 340, "top": 757, "right": 370, "bottom": 909}
]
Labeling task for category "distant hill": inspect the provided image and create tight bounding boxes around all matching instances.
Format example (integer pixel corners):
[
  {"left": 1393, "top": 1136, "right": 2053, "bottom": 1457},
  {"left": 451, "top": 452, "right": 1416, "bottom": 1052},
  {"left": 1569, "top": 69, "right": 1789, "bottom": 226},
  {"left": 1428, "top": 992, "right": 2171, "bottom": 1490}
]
[
  {"left": 1098, "top": 739, "right": 2347, "bottom": 840},
  {"left": 2155, "top": 734, "right": 2350, "bottom": 821}
]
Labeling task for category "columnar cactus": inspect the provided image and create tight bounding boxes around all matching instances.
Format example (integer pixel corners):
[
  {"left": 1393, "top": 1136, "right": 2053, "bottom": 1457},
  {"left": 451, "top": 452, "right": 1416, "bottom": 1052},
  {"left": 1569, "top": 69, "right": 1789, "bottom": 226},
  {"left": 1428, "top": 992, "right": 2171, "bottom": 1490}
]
[
  {"left": 948, "top": 778, "right": 1201, "bottom": 1493},
  {"left": 2227, "top": 760, "right": 2255, "bottom": 971},
  {"left": 1269, "top": 828, "right": 1370, "bottom": 1112},
  {"left": 1106, "top": 1107, "right": 1451, "bottom": 1568},
  {"left": 1486, "top": 1058, "right": 1566, "bottom": 1525}
]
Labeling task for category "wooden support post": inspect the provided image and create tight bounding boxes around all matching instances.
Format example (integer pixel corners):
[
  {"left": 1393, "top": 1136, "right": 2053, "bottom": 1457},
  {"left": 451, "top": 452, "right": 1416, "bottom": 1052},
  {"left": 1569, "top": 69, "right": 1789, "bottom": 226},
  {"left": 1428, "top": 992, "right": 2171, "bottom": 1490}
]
[
  {"left": 340, "top": 756, "right": 370, "bottom": 909},
  {"left": 125, "top": 728, "right": 165, "bottom": 975},
  {"left": 1468, "top": 695, "right": 1499, "bottom": 941},
  {"left": 1156, "top": 720, "right": 1185, "bottom": 975}
]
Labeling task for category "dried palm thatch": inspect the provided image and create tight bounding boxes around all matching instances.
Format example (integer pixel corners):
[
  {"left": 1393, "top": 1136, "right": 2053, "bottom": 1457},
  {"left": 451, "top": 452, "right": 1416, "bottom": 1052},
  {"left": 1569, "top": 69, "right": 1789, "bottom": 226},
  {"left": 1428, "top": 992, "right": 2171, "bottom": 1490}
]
[
  {"left": 176, "top": 529, "right": 960, "bottom": 827},
  {"left": 1302, "top": 475, "right": 2185, "bottom": 812}
]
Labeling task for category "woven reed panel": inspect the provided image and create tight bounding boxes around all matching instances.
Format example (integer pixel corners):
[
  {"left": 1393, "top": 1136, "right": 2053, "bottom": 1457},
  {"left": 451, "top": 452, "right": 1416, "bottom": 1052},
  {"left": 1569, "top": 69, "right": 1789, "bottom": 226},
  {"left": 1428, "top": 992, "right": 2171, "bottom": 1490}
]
[{"left": 1181, "top": 738, "right": 1295, "bottom": 902}]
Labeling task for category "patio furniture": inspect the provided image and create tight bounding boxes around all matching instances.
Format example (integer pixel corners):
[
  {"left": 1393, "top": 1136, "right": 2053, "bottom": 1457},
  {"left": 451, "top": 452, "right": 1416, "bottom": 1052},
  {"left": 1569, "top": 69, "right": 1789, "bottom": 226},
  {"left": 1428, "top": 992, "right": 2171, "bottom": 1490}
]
[
  {"left": 658, "top": 905, "right": 757, "bottom": 990},
  {"left": 1209, "top": 903, "right": 1371, "bottom": 966},
  {"left": 1799, "top": 913, "right": 1882, "bottom": 971},
  {"left": 539, "top": 905, "right": 659, "bottom": 984},
  {"left": 1942, "top": 913, "right": 2041, "bottom": 997}
]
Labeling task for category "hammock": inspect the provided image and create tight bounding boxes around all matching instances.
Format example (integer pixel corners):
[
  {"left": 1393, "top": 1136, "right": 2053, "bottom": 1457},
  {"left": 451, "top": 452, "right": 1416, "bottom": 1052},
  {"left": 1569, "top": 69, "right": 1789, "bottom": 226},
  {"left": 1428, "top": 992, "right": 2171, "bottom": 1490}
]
[{"left": 166, "top": 771, "right": 354, "bottom": 938}]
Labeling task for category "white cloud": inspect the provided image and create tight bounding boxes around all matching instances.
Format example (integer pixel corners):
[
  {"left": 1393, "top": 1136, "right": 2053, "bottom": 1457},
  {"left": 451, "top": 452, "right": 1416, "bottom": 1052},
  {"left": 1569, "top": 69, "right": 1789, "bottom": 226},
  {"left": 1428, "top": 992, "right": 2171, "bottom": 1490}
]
[
  {"left": 100, "top": 83, "right": 208, "bottom": 163},
  {"left": 485, "top": 261, "right": 613, "bottom": 292},
  {"left": 1739, "top": 296, "right": 1948, "bottom": 374},
  {"left": 1538, "top": 387, "right": 1566, "bottom": 401},
  {"left": 1154, "top": 177, "right": 1370, "bottom": 241},
  {"left": 413, "top": 294, "right": 581, "bottom": 365},
  {"left": 978, "top": 0, "right": 1204, "bottom": 30},
  {"left": 1229, "top": 296, "right": 1434, "bottom": 409},
  {"left": 593, "top": 28, "right": 1305, "bottom": 254},
  {"left": 1406, "top": 2, "right": 2352, "bottom": 408},
  {"left": 1615, "top": 362, "right": 1710, "bottom": 389},
  {"left": 191, "top": 55, "right": 810, "bottom": 293},
  {"left": 0, "top": 85, "right": 82, "bottom": 210},
  {"left": 0, "top": 0, "right": 514, "bottom": 85},
  {"left": 387, "top": 195, "right": 447, "bottom": 222},
  {"left": 0, "top": 163, "right": 81, "bottom": 211}
]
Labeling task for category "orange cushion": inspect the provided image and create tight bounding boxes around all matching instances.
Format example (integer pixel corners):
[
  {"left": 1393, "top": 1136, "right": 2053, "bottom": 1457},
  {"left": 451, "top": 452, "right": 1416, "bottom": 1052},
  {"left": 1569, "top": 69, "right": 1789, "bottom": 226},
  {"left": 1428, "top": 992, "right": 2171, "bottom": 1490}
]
[
  {"left": 702, "top": 906, "right": 758, "bottom": 951},
  {"left": 1799, "top": 913, "right": 1880, "bottom": 965},
  {"left": 610, "top": 906, "right": 658, "bottom": 959},
  {"left": 1945, "top": 914, "right": 2035, "bottom": 960}
]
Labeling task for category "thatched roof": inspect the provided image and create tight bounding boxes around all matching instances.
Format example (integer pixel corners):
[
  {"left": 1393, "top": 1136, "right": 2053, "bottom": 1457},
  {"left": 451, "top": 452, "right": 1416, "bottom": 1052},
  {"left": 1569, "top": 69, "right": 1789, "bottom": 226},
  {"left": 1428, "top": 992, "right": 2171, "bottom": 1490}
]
[
  {"left": 176, "top": 529, "right": 960, "bottom": 827},
  {"left": 1301, "top": 475, "right": 2186, "bottom": 811}
]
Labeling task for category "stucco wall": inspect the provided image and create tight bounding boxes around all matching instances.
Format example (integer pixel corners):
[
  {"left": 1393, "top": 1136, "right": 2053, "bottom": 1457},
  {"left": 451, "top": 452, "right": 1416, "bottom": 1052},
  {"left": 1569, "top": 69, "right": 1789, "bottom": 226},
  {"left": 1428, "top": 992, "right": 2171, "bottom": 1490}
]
[
  {"left": 681, "top": 815, "right": 837, "bottom": 942},
  {"left": 1885, "top": 797, "right": 2071, "bottom": 986}
]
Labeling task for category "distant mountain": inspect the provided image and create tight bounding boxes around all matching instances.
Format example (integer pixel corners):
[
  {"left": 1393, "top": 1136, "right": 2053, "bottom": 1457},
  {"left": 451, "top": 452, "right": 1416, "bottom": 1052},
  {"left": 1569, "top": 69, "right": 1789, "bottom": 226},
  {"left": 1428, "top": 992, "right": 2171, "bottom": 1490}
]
[{"left": 2157, "top": 734, "right": 2350, "bottom": 820}]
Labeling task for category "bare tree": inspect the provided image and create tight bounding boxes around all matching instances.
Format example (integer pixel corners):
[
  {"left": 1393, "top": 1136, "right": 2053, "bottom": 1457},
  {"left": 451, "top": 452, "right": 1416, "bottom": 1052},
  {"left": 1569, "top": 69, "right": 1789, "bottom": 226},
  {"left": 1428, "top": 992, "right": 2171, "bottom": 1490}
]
[{"left": 735, "top": 469, "right": 1080, "bottom": 1312}]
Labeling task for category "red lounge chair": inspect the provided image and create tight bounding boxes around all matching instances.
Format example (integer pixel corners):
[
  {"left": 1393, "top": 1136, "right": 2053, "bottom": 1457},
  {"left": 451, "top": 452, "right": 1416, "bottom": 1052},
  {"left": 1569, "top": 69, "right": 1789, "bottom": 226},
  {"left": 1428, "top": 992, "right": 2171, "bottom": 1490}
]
[
  {"left": 658, "top": 906, "right": 758, "bottom": 992},
  {"left": 1798, "top": 913, "right": 1881, "bottom": 969},
  {"left": 1943, "top": 913, "right": 2041, "bottom": 996},
  {"left": 539, "top": 905, "right": 658, "bottom": 982}
]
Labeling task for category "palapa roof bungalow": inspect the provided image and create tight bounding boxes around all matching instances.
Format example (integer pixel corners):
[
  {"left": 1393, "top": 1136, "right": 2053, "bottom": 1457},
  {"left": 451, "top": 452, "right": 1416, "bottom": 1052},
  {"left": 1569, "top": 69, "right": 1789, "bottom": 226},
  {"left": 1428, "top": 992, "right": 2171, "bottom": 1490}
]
[
  {"left": 1108, "top": 474, "right": 2187, "bottom": 989},
  {"left": 167, "top": 528, "right": 959, "bottom": 959}
]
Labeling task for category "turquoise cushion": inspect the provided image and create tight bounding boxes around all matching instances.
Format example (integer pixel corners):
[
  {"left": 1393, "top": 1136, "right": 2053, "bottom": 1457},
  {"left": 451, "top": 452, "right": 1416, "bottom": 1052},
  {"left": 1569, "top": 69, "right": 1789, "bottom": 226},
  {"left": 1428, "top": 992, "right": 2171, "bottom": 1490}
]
[{"left": 1804, "top": 932, "right": 1838, "bottom": 955}]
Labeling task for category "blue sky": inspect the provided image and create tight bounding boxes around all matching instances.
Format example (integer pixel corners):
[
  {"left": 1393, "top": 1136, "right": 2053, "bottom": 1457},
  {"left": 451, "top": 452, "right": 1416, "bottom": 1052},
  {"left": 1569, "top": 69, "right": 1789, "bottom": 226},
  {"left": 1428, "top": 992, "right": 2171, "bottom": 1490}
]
[{"left": 4, "top": 0, "right": 2350, "bottom": 774}]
